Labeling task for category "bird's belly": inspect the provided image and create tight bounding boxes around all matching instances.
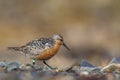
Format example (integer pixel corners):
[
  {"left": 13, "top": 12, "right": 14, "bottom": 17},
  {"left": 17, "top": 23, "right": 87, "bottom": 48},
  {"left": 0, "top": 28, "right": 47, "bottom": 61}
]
[{"left": 35, "top": 45, "right": 60, "bottom": 60}]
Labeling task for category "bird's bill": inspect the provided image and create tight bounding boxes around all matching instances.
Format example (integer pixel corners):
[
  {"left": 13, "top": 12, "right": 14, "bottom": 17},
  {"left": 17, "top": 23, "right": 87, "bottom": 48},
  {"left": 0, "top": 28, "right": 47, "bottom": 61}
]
[{"left": 63, "top": 42, "right": 70, "bottom": 51}]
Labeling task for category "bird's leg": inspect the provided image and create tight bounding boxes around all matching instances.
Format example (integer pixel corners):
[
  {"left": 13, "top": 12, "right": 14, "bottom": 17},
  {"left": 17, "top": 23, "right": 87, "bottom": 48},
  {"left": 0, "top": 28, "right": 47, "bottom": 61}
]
[
  {"left": 43, "top": 60, "right": 55, "bottom": 69},
  {"left": 32, "top": 59, "right": 36, "bottom": 65}
]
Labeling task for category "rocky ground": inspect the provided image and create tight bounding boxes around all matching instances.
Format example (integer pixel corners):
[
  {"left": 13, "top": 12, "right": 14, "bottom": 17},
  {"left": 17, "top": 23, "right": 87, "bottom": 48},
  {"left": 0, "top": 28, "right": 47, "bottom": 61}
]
[{"left": 0, "top": 58, "right": 120, "bottom": 80}]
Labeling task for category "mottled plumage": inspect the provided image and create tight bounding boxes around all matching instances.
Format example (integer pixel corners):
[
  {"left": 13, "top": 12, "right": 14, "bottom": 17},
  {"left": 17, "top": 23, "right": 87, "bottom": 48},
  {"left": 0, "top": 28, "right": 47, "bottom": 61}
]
[
  {"left": 8, "top": 34, "right": 70, "bottom": 69},
  {"left": 23, "top": 38, "right": 55, "bottom": 55}
]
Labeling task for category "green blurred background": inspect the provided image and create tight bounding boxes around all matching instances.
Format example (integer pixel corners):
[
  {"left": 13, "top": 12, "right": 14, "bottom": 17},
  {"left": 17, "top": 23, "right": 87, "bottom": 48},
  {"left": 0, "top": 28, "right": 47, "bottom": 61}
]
[{"left": 0, "top": 0, "right": 120, "bottom": 67}]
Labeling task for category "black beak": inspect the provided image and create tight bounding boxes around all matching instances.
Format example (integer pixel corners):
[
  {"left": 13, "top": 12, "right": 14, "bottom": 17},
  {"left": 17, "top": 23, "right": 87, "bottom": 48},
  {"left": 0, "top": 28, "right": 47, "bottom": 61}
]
[{"left": 63, "top": 42, "right": 70, "bottom": 51}]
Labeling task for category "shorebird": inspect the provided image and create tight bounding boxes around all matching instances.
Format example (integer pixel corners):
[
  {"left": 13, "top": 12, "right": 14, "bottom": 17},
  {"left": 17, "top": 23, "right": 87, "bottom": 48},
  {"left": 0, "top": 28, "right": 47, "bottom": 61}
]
[{"left": 8, "top": 34, "right": 70, "bottom": 69}]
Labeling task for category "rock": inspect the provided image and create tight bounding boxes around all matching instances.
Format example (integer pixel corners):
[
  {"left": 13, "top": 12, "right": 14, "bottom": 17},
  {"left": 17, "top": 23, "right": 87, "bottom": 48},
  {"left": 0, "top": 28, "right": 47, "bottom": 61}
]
[
  {"left": 101, "top": 63, "right": 120, "bottom": 73},
  {"left": 5, "top": 62, "right": 20, "bottom": 72},
  {"left": 80, "top": 60, "right": 96, "bottom": 68},
  {"left": 109, "top": 57, "right": 120, "bottom": 64},
  {"left": 19, "top": 64, "right": 43, "bottom": 71},
  {"left": 0, "top": 62, "right": 10, "bottom": 67}
]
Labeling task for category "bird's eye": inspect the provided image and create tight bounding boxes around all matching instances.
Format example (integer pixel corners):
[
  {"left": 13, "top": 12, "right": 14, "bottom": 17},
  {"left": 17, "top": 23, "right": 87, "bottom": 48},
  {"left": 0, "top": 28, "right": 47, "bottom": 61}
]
[{"left": 60, "top": 39, "right": 63, "bottom": 41}]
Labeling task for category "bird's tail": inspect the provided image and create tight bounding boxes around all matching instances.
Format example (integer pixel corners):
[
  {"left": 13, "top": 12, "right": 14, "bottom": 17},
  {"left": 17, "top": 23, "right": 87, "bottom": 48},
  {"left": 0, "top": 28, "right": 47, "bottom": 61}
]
[{"left": 8, "top": 47, "right": 21, "bottom": 51}]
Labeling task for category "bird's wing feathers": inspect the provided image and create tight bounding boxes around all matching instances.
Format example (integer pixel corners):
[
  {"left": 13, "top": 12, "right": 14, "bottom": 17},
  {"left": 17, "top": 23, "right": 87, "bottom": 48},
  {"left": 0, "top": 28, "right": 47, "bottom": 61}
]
[{"left": 23, "top": 38, "right": 55, "bottom": 55}]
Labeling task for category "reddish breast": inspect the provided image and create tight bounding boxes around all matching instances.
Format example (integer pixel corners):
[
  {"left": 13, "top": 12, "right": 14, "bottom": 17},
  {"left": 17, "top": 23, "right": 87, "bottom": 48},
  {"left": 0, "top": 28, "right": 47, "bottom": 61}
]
[{"left": 36, "top": 40, "right": 62, "bottom": 60}]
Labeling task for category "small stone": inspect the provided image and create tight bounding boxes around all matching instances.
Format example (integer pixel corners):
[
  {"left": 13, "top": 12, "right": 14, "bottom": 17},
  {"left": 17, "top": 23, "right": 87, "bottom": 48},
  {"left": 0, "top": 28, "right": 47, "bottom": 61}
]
[
  {"left": 19, "top": 64, "right": 34, "bottom": 70},
  {"left": 80, "top": 60, "right": 96, "bottom": 68},
  {"left": 0, "top": 62, "right": 10, "bottom": 67},
  {"left": 109, "top": 57, "right": 120, "bottom": 64},
  {"left": 5, "top": 62, "right": 20, "bottom": 72}
]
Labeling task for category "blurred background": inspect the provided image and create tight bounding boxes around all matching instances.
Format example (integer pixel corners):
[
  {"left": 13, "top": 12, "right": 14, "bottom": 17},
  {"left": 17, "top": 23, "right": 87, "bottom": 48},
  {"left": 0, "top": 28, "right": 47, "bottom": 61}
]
[{"left": 0, "top": 0, "right": 120, "bottom": 67}]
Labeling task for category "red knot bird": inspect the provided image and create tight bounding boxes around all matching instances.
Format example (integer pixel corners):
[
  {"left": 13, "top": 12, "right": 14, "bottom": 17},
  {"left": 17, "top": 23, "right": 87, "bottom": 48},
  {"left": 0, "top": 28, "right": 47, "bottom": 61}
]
[{"left": 8, "top": 34, "right": 70, "bottom": 69}]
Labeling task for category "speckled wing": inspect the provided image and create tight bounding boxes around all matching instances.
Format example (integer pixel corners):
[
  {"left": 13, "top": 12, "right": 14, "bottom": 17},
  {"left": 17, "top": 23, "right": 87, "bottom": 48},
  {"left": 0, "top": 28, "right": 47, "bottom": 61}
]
[{"left": 22, "top": 38, "right": 55, "bottom": 56}]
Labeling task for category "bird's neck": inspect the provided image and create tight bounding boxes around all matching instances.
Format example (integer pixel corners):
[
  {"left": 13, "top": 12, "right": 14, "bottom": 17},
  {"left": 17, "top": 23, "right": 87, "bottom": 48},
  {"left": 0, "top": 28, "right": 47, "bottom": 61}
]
[{"left": 55, "top": 40, "right": 62, "bottom": 46}]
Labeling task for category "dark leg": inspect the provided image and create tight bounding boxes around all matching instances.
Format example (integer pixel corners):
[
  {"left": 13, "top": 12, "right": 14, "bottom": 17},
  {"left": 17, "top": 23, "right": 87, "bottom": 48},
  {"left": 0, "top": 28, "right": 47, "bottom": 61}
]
[{"left": 43, "top": 60, "right": 54, "bottom": 69}]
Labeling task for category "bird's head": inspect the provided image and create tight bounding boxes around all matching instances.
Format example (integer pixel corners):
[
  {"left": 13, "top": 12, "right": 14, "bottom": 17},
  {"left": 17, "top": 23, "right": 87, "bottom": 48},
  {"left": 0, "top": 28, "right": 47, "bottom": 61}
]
[{"left": 52, "top": 34, "right": 70, "bottom": 51}]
